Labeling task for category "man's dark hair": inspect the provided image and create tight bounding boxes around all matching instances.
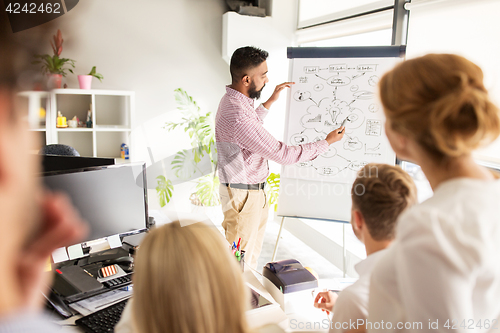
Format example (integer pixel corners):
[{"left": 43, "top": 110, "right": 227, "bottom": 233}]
[{"left": 230, "top": 46, "right": 268, "bottom": 83}]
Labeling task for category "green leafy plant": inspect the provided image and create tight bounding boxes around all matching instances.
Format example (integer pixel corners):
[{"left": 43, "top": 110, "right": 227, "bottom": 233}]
[
  {"left": 162, "top": 88, "right": 219, "bottom": 207},
  {"left": 193, "top": 174, "right": 220, "bottom": 207},
  {"left": 32, "top": 29, "right": 75, "bottom": 76},
  {"left": 88, "top": 66, "right": 104, "bottom": 82},
  {"left": 267, "top": 173, "right": 280, "bottom": 212},
  {"left": 164, "top": 89, "right": 216, "bottom": 165},
  {"left": 171, "top": 149, "right": 199, "bottom": 179},
  {"left": 156, "top": 175, "right": 174, "bottom": 207}
]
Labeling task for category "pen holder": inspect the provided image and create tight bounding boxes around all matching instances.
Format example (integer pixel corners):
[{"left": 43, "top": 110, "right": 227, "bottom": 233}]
[
  {"left": 239, "top": 250, "right": 246, "bottom": 270},
  {"left": 232, "top": 249, "right": 245, "bottom": 271}
]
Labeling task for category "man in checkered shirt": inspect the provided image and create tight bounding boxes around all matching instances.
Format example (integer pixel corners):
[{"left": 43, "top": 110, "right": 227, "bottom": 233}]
[{"left": 216, "top": 46, "right": 345, "bottom": 269}]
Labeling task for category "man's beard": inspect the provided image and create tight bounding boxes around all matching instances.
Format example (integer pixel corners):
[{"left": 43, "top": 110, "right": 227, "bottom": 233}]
[{"left": 248, "top": 82, "right": 265, "bottom": 99}]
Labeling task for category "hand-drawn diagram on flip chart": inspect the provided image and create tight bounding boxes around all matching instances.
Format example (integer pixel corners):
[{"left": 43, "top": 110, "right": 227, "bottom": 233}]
[{"left": 283, "top": 57, "right": 401, "bottom": 184}]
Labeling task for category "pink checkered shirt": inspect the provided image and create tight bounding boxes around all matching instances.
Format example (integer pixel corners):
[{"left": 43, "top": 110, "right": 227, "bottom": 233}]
[{"left": 215, "top": 86, "right": 329, "bottom": 184}]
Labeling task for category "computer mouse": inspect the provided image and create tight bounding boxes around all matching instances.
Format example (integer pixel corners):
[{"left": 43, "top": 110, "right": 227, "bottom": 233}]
[{"left": 104, "top": 256, "right": 134, "bottom": 265}]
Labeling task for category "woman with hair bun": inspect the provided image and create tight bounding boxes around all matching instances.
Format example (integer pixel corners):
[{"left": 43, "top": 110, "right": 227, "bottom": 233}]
[{"left": 367, "top": 54, "right": 500, "bottom": 332}]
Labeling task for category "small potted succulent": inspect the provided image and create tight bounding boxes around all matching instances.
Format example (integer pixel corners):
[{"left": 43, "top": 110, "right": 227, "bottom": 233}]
[
  {"left": 32, "top": 29, "right": 75, "bottom": 89},
  {"left": 78, "top": 66, "right": 104, "bottom": 90}
]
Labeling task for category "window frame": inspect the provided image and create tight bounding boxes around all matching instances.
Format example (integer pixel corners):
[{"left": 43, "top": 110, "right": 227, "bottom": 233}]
[{"left": 297, "top": 0, "right": 394, "bottom": 29}]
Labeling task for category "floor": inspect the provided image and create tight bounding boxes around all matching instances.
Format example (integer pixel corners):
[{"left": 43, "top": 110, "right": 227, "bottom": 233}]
[
  {"left": 245, "top": 218, "right": 344, "bottom": 279},
  {"left": 151, "top": 207, "right": 346, "bottom": 279}
]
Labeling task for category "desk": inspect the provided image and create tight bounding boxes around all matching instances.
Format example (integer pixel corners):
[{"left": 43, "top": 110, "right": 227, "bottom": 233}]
[
  {"left": 264, "top": 276, "right": 357, "bottom": 333},
  {"left": 55, "top": 272, "right": 355, "bottom": 333},
  {"left": 272, "top": 216, "right": 351, "bottom": 277},
  {"left": 244, "top": 270, "right": 288, "bottom": 329},
  {"left": 54, "top": 269, "right": 287, "bottom": 332}
]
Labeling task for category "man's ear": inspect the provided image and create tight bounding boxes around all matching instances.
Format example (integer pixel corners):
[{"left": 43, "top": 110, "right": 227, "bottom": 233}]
[
  {"left": 352, "top": 210, "right": 365, "bottom": 232},
  {"left": 241, "top": 75, "right": 250, "bottom": 87}
]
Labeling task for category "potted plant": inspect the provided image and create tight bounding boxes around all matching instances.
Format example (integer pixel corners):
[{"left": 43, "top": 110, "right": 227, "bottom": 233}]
[
  {"left": 156, "top": 175, "right": 174, "bottom": 207},
  {"left": 158, "top": 89, "right": 283, "bottom": 213},
  {"left": 78, "top": 66, "right": 104, "bottom": 90},
  {"left": 158, "top": 88, "right": 218, "bottom": 208},
  {"left": 32, "top": 29, "right": 75, "bottom": 89},
  {"left": 267, "top": 173, "right": 280, "bottom": 213}
]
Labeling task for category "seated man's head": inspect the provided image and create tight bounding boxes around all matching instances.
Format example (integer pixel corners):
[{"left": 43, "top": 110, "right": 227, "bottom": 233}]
[
  {"left": 350, "top": 164, "right": 417, "bottom": 248},
  {"left": 230, "top": 46, "right": 269, "bottom": 99}
]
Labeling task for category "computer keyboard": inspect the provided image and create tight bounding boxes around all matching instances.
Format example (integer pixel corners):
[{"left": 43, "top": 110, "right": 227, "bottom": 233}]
[
  {"left": 101, "top": 273, "right": 133, "bottom": 289},
  {"left": 75, "top": 298, "right": 129, "bottom": 333}
]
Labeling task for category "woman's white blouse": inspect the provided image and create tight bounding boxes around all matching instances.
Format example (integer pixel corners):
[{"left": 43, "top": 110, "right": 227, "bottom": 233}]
[{"left": 368, "top": 178, "right": 500, "bottom": 332}]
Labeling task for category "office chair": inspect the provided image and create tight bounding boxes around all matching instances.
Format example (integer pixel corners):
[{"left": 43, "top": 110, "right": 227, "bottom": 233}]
[{"left": 39, "top": 144, "right": 80, "bottom": 156}]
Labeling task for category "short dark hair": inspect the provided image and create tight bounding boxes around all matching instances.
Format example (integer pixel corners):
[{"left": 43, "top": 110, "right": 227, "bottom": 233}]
[
  {"left": 351, "top": 163, "right": 417, "bottom": 241},
  {"left": 230, "top": 46, "right": 268, "bottom": 83}
]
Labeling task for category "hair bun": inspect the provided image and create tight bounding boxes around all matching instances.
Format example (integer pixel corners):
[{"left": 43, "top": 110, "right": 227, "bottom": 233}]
[{"left": 429, "top": 77, "right": 499, "bottom": 157}]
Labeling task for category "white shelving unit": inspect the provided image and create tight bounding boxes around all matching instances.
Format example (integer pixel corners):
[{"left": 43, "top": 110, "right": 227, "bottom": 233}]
[
  {"left": 19, "top": 89, "right": 135, "bottom": 159},
  {"left": 17, "top": 91, "right": 50, "bottom": 151}
]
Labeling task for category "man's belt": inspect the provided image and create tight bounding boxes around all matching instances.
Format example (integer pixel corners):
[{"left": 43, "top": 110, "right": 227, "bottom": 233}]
[{"left": 224, "top": 182, "right": 266, "bottom": 190}]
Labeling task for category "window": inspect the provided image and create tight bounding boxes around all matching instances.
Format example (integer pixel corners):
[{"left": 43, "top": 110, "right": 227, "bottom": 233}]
[
  {"left": 300, "top": 28, "right": 392, "bottom": 47},
  {"left": 296, "top": 9, "right": 394, "bottom": 46},
  {"left": 298, "top": 0, "right": 394, "bottom": 28},
  {"left": 400, "top": 161, "right": 433, "bottom": 203},
  {"left": 405, "top": 0, "right": 500, "bottom": 167}
]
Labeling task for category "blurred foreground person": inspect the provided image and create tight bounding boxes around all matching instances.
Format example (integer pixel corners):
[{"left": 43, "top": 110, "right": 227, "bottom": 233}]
[{"left": 0, "top": 18, "right": 87, "bottom": 332}]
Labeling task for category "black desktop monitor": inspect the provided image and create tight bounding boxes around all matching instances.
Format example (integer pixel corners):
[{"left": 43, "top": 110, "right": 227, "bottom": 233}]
[
  {"left": 41, "top": 154, "right": 115, "bottom": 173},
  {"left": 42, "top": 163, "right": 148, "bottom": 244}
]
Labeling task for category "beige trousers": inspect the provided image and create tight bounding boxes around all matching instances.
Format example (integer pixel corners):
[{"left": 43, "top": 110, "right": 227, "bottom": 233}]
[{"left": 219, "top": 184, "right": 268, "bottom": 270}]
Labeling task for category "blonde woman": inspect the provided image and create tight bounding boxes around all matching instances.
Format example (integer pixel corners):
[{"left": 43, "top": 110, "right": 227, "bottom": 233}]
[
  {"left": 367, "top": 54, "right": 500, "bottom": 332},
  {"left": 116, "top": 221, "right": 250, "bottom": 333}
]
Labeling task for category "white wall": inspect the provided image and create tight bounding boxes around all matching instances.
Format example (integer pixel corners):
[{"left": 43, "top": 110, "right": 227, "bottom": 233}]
[
  {"left": 18, "top": 0, "right": 231, "bottom": 209},
  {"left": 45, "top": 0, "right": 231, "bottom": 164},
  {"left": 20, "top": 0, "right": 299, "bottom": 210}
]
